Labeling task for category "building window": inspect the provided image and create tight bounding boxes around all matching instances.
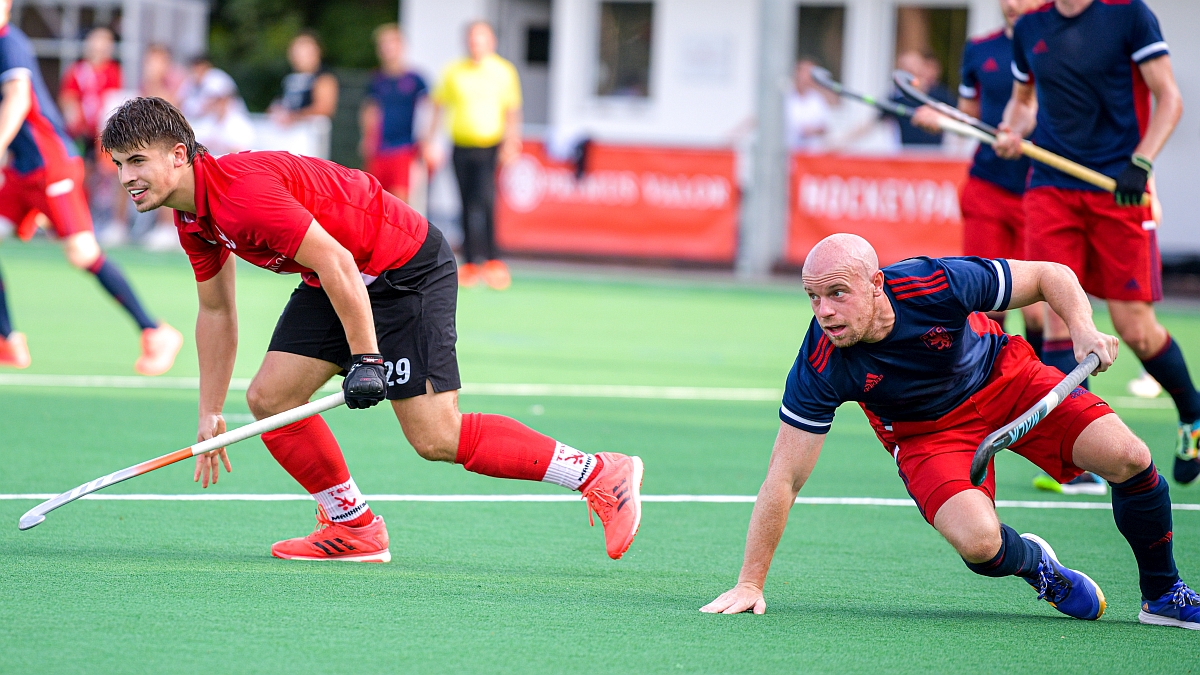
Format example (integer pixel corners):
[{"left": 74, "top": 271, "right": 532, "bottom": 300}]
[
  {"left": 526, "top": 26, "right": 551, "bottom": 65},
  {"left": 596, "top": 1, "right": 653, "bottom": 98},
  {"left": 796, "top": 5, "right": 845, "bottom": 80},
  {"left": 894, "top": 6, "right": 969, "bottom": 92}
]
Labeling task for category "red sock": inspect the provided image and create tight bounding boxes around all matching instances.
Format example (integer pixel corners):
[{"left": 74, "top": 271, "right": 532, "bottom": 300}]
[
  {"left": 262, "top": 415, "right": 375, "bottom": 527},
  {"left": 456, "top": 413, "right": 556, "bottom": 481},
  {"left": 456, "top": 413, "right": 604, "bottom": 489}
]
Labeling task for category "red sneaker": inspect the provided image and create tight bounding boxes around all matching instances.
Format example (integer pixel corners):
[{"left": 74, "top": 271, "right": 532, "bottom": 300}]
[
  {"left": 0, "top": 332, "right": 31, "bottom": 369},
  {"left": 271, "top": 507, "right": 391, "bottom": 562},
  {"left": 459, "top": 262, "right": 480, "bottom": 287},
  {"left": 481, "top": 260, "right": 511, "bottom": 290},
  {"left": 582, "top": 452, "right": 644, "bottom": 560},
  {"left": 134, "top": 323, "right": 183, "bottom": 376}
]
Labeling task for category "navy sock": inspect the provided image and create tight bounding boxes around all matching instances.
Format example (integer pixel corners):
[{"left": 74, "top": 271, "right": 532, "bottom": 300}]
[
  {"left": 1111, "top": 465, "right": 1179, "bottom": 600},
  {"left": 1043, "top": 339, "right": 1088, "bottom": 390},
  {"left": 0, "top": 261, "right": 11, "bottom": 338},
  {"left": 87, "top": 256, "right": 157, "bottom": 331},
  {"left": 963, "top": 523, "right": 1042, "bottom": 579},
  {"left": 1139, "top": 335, "right": 1200, "bottom": 424},
  {"left": 1025, "top": 329, "right": 1043, "bottom": 360}
]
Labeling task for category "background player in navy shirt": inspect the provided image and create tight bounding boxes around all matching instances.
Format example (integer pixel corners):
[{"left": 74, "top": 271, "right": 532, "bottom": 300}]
[
  {"left": 993, "top": 0, "right": 1200, "bottom": 486},
  {"left": 0, "top": 0, "right": 181, "bottom": 374},
  {"left": 702, "top": 234, "right": 1198, "bottom": 629},
  {"left": 361, "top": 24, "right": 428, "bottom": 202}
]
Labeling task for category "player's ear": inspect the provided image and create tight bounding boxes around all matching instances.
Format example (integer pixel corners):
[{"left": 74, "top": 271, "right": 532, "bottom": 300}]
[
  {"left": 870, "top": 270, "right": 885, "bottom": 295},
  {"left": 173, "top": 143, "right": 188, "bottom": 168}
]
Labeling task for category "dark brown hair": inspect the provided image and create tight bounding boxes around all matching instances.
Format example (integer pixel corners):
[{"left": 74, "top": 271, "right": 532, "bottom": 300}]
[{"left": 100, "top": 96, "right": 207, "bottom": 162}]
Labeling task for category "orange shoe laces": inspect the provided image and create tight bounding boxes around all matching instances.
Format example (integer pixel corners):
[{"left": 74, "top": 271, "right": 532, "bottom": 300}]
[
  {"left": 311, "top": 505, "right": 335, "bottom": 533},
  {"left": 583, "top": 487, "right": 618, "bottom": 527}
]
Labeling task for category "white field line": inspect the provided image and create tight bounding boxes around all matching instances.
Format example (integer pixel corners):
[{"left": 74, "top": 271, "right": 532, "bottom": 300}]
[
  {"left": 1, "top": 493, "right": 1197, "bottom": 510},
  {"left": 0, "top": 373, "right": 1174, "bottom": 408}
]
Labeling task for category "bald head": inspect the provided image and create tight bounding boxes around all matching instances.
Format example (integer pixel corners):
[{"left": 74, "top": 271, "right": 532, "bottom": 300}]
[
  {"left": 803, "top": 233, "right": 879, "bottom": 282},
  {"left": 802, "top": 234, "right": 891, "bottom": 347}
]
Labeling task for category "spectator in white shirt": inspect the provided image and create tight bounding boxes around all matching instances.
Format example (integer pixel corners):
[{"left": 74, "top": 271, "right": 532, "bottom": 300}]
[{"left": 785, "top": 59, "right": 833, "bottom": 152}]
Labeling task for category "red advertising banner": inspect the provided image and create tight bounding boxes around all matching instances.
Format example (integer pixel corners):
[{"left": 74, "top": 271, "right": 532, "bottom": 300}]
[
  {"left": 786, "top": 153, "right": 970, "bottom": 266},
  {"left": 496, "top": 141, "right": 738, "bottom": 263}
]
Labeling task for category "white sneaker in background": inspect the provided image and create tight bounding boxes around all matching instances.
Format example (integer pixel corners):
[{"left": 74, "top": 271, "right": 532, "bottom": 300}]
[{"left": 1128, "top": 370, "right": 1164, "bottom": 399}]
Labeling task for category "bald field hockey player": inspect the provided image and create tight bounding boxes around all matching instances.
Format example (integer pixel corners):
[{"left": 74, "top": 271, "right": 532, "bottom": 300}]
[
  {"left": 99, "top": 97, "right": 643, "bottom": 563},
  {"left": 702, "top": 234, "right": 1198, "bottom": 629}
]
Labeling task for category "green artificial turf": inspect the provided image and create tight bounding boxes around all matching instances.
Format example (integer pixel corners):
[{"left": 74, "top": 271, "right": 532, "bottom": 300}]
[{"left": 0, "top": 241, "right": 1197, "bottom": 674}]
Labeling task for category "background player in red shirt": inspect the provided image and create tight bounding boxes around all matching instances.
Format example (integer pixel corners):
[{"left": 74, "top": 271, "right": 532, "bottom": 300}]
[
  {"left": 701, "top": 234, "right": 1198, "bottom": 629},
  {"left": 0, "top": 0, "right": 181, "bottom": 373},
  {"left": 58, "top": 27, "right": 122, "bottom": 149},
  {"left": 100, "top": 96, "right": 644, "bottom": 563},
  {"left": 993, "top": 0, "right": 1200, "bottom": 486}
]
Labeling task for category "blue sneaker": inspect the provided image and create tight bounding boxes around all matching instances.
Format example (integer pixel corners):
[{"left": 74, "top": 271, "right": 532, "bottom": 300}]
[
  {"left": 1139, "top": 581, "right": 1200, "bottom": 630},
  {"left": 1021, "top": 533, "right": 1106, "bottom": 620}
]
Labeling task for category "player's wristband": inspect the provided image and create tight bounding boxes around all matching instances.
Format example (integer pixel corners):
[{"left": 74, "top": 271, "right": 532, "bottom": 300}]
[{"left": 1131, "top": 153, "right": 1153, "bottom": 175}]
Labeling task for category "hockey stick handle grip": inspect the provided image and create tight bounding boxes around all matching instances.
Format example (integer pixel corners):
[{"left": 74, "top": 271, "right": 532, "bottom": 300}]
[
  {"left": 969, "top": 353, "right": 1100, "bottom": 486},
  {"left": 190, "top": 392, "right": 346, "bottom": 455}
]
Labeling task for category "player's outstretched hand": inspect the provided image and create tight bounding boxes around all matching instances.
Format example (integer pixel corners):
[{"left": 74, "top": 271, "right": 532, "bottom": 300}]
[
  {"left": 993, "top": 124, "right": 1023, "bottom": 160},
  {"left": 910, "top": 106, "right": 944, "bottom": 134},
  {"left": 344, "top": 354, "right": 388, "bottom": 409},
  {"left": 700, "top": 582, "right": 766, "bottom": 615},
  {"left": 1071, "top": 329, "right": 1120, "bottom": 375},
  {"left": 194, "top": 413, "right": 232, "bottom": 489}
]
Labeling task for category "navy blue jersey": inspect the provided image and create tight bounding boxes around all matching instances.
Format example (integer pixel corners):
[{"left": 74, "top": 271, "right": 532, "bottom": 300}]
[
  {"left": 367, "top": 71, "right": 428, "bottom": 151},
  {"left": 960, "top": 29, "right": 1030, "bottom": 195},
  {"left": 0, "top": 25, "right": 77, "bottom": 174},
  {"left": 1012, "top": 0, "right": 1167, "bottom": 191},
  {"left": 780, "top": 257, "right": 1013, "bottom": 434}
]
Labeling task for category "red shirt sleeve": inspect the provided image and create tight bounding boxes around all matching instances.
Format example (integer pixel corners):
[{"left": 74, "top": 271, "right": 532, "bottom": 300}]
[
  {"left": 215, "top": 172, "right": 315, "bottom": 259},
  {"left": 174, "top": 213, "right": 230, "bottom": 283},
  {"left": 59, "top": 64, "right": 82, "bottom": 97}
]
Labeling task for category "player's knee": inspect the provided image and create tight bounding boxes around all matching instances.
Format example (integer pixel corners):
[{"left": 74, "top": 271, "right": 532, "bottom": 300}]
[
  {"left": 246, "top": 384, "right": 287, "bottom": 419},
  {"left": 64, "top": 239, "right": 101, "bottom": 269}
]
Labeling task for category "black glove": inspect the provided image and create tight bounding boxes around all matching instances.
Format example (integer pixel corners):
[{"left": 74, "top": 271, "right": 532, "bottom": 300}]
[
  {"left": 343, "top": 354, "right": 387, "bottom": 409},
  {"left": 1114, "top": 154, "right": 1151, "bottom": 207}
]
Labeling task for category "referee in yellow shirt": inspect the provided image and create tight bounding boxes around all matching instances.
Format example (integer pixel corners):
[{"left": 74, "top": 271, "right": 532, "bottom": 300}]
[{"left": 427, "top": 21, "right": 522, "bottom": 290}]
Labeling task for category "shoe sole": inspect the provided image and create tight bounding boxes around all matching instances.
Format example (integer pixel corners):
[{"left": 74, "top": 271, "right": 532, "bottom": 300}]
[
  {"left": 272, "top": 549, "right": 391, "bottom": 563},
  {"left": 1032, "top": 476, "right": 1064, "bottom": 493},
  {"left": 1138, "top": 610, "right": 1200, "bottom": 630},
  {"left": 1022, "top": 533, "right": 1105, "bottom": 620},
  {"left": 611, "top": 456, "right": 644, "bottom": 561}
]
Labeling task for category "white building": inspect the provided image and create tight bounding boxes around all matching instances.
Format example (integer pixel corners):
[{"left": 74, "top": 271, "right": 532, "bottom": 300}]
[{"left": 404, "top": 0, "right": 1200, "bottom": 269}]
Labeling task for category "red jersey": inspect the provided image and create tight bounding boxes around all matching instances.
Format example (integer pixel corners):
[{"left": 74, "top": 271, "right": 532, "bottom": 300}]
[
  {"left": 175, "top": 151, "right": 429, "bottom": 285},
  {"left": 59, "top": 59, "right": 122, "bottom": 137}
]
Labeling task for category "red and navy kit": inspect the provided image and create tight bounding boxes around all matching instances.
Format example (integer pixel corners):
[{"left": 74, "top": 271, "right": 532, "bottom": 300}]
[
  {"left": 176, "top": 151, "right": 429, "bottom": 284},
  {"left": 780, "top": 255, "right": 1114, "bottom": 523},
  {"left": 0, "top": 25, "right": 77, "bottom": 175},
  {"left": 367, "top": 72, "right": 427, "bottom": 152},
  {"left": 1011, "top": 0, "right": 1167, "bottom": 191},
  {"left": 781, "top": 257, "right": 1013, "bottom": 434},
  {"left": 0, "top": 24, "right": 92, "bottom": 238},
  {"left": 959, "top": 30, "right": 1030, "bottom": 196}
]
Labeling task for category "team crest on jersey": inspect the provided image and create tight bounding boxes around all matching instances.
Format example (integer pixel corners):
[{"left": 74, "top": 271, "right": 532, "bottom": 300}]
[
  {"left": 1033, "top": 39, "right": 1049, "bottom": 55},
  {"left": 982, "top": 57, "right": 999, "bottom": 72},
  {"left": 921, "top": 326, "right": 953, "bottom": 351}
]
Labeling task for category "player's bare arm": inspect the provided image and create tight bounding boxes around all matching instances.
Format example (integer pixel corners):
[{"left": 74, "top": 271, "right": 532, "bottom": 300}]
[
  {"left": 193, "top": 255, "right": 238, "bottom": 487},
  {"left": 701, "top": 424, "right": 824, "bottom": 615},
  {"left": 1006, "top": 259, "right": 1119, "bottom": 372},
  {"left": 0, "top": 73, "right": 31, "bottom": 162},
  {"left": 994, "top": 81, "right": 1036, "bottom": 159},
  {"left": 1130, "top": 56, "right": 1181, "bottom": 162}
]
